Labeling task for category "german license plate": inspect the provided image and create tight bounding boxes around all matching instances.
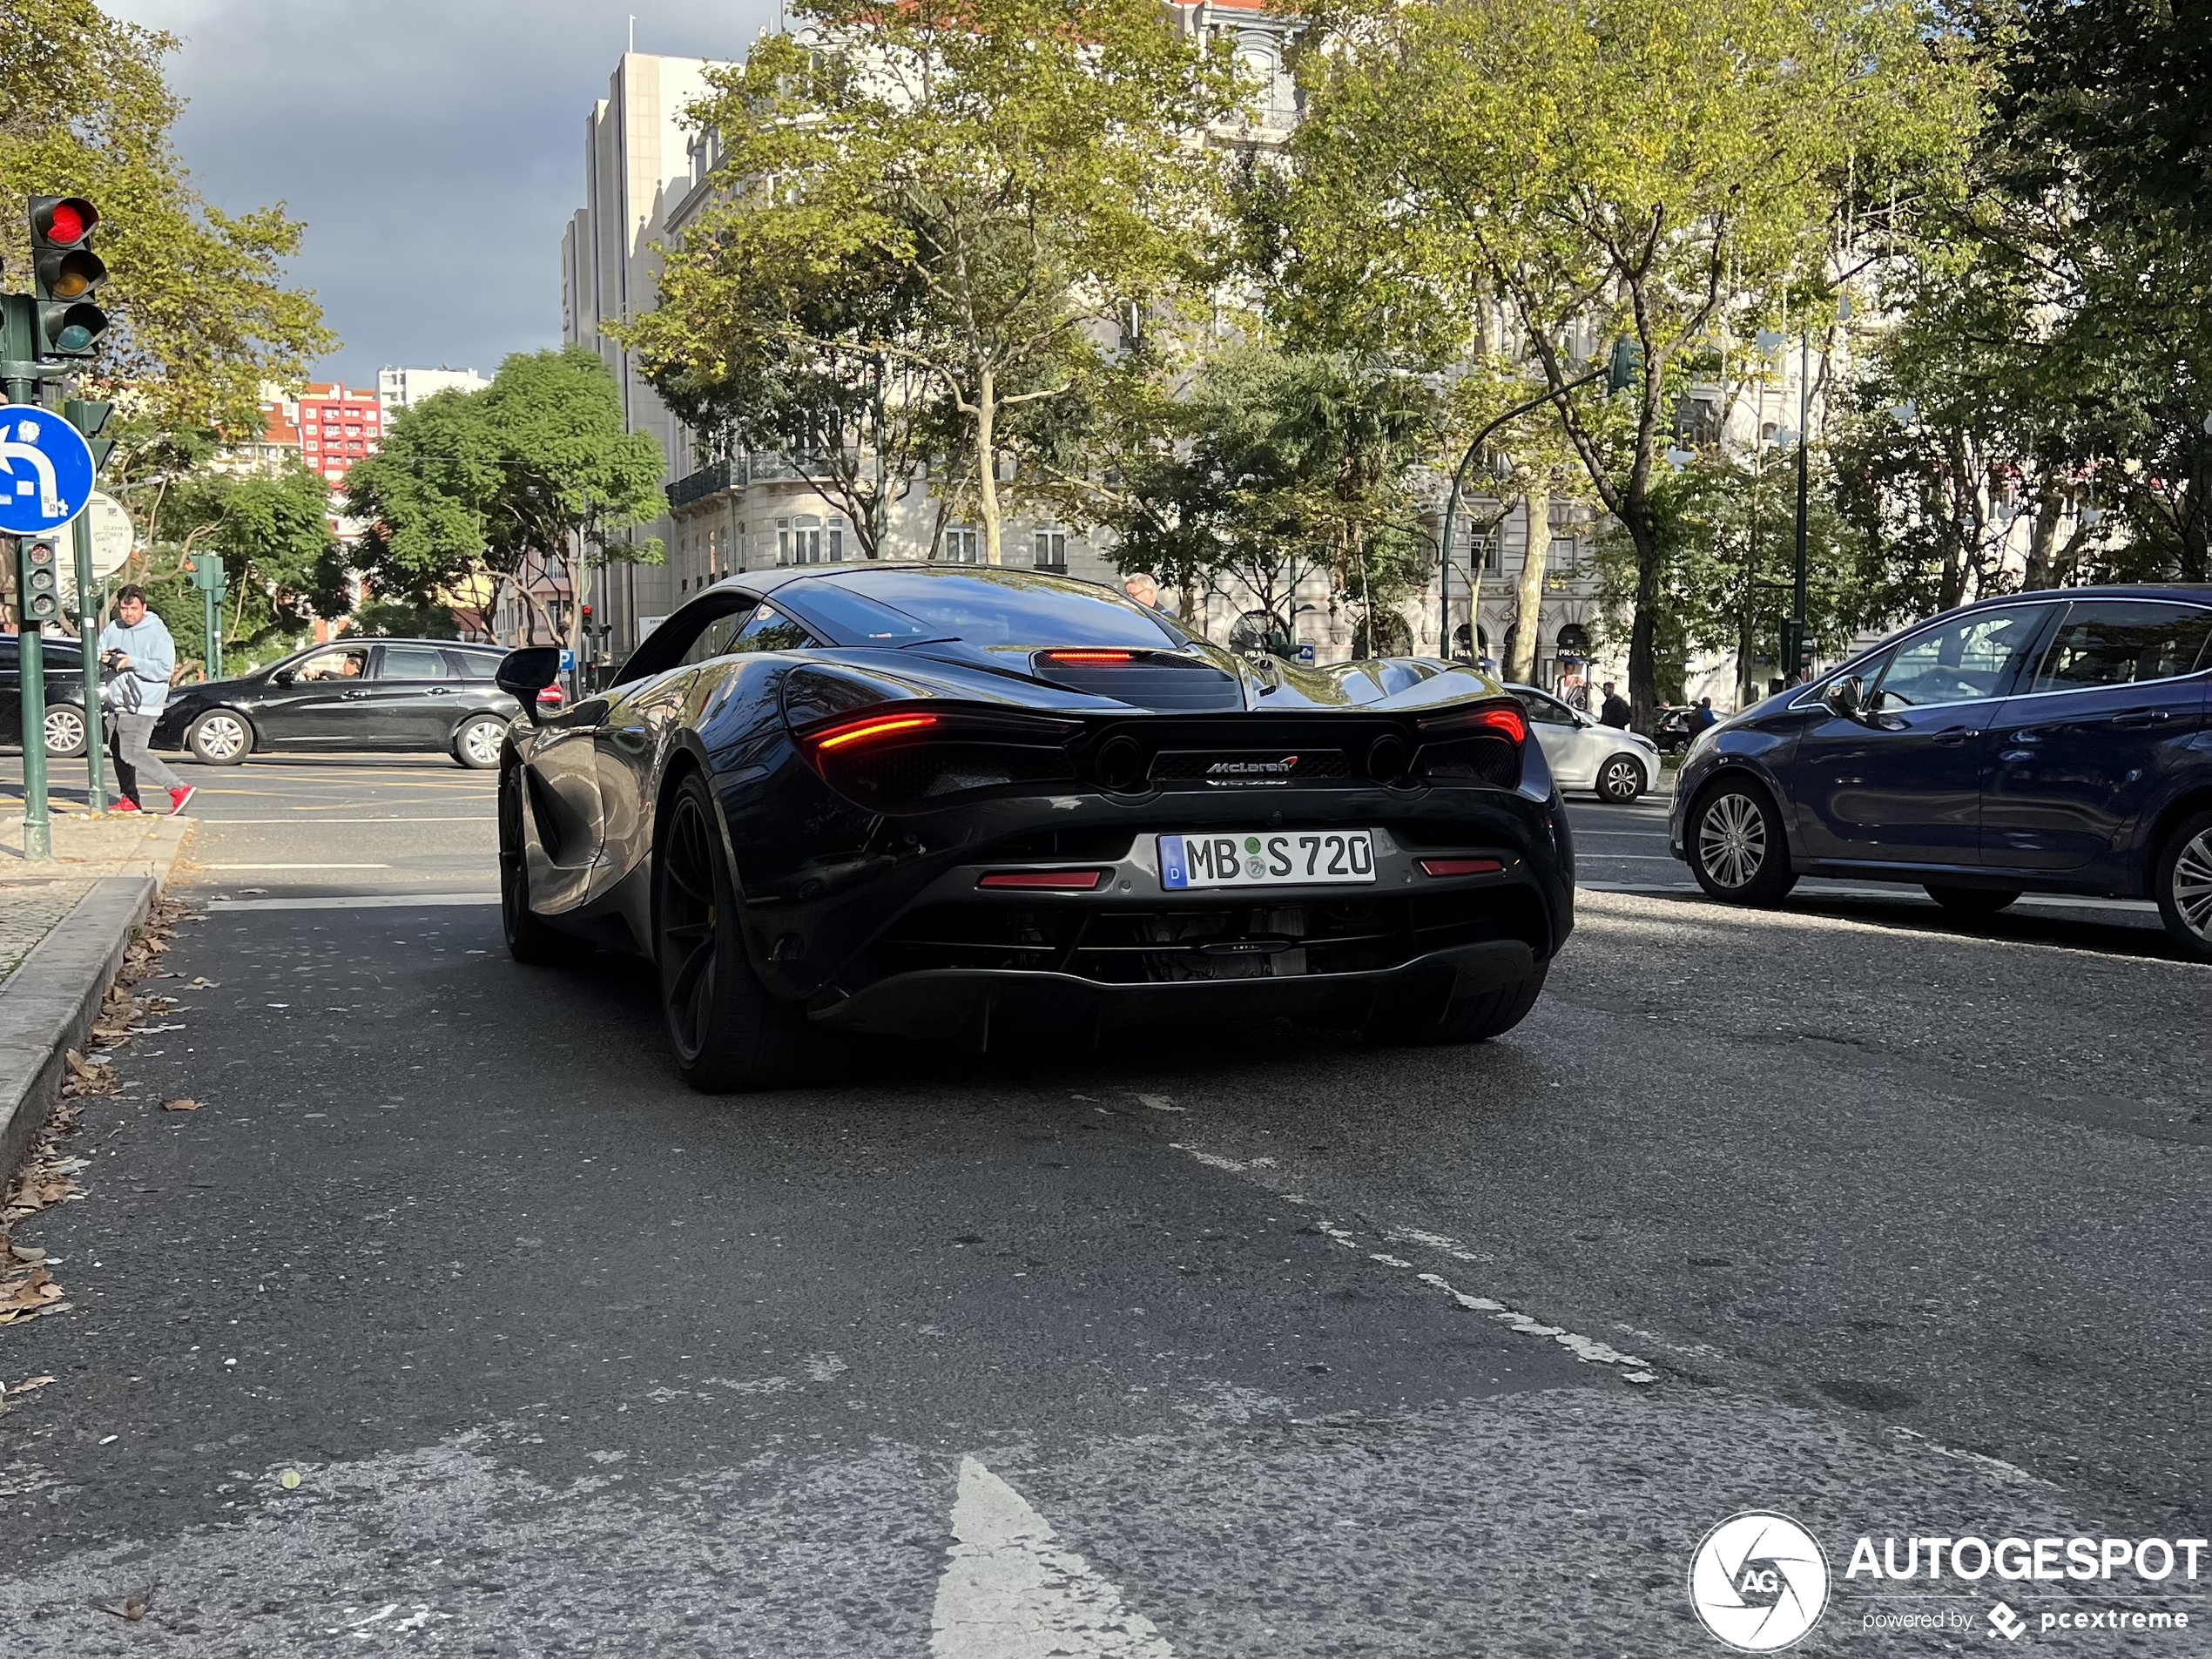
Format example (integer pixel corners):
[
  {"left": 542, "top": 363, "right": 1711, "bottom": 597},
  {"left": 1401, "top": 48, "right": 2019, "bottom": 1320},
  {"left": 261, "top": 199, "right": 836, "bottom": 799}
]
[{"left": 1157, "top": 830, "right": 1377, "bottom": 891}]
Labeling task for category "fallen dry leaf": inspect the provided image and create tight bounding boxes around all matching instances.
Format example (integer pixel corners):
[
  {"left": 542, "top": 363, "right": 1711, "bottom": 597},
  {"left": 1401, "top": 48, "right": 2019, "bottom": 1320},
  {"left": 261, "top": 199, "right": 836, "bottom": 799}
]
[
  {"left": 5, "top": 1375, "right": 56, "bottom": 1395},
  {"left": 160, "top": 1098, "right": 200, "bottom": 1113},
  {"left": 95, "top": 1595, "right": 149, "bottom": 1622}
]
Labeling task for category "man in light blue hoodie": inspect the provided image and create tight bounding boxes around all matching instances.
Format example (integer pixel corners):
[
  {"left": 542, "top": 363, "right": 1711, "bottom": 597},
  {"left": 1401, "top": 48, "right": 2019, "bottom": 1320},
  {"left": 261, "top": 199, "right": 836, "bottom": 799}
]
[{"left": 97, "top": 584, "right": 193, "bottom": 815}]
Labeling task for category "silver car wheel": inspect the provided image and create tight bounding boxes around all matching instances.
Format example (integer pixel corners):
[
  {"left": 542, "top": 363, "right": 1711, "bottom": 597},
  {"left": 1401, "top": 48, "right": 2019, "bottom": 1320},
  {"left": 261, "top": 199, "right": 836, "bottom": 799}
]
[
  {"left": 2172, "top": 828, "right": 2212, "bottom": 942},
  {"left": 44, "top": 705, "right": 85, "bottom": 756},
  {"left": 460, "top": 717, "right": 506, "bottom": 769},
  {"left": 1697, "top": 791, "right": 1766, "bottom": 889},
  {"left": 1597, "top": 754, "right": 1642, "bottom": 802},
  {"left": 192, "top": 711, "right": 249, "bottom": 762}
]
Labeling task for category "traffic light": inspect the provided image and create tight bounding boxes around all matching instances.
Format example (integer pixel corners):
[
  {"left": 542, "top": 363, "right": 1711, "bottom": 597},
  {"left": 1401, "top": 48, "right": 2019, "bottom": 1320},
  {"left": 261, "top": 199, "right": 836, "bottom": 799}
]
[
  {"left": 15, "top": 538, "right": 61, "bottom": 624},
  {"left": 65, "top": 399, "right": 116, "bottom": 469},
  {"left": 28, "top": 196, "right": 109, "bottom": 358},
  {"left": 1605, "top": 336, "right": 1644, "bottom": 395}
]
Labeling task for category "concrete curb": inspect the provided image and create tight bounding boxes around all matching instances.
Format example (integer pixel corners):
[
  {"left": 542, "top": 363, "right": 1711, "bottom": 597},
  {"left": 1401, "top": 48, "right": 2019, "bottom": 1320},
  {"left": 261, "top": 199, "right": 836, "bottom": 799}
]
[{"left": 0, "top": 875, "right": 158, "bottom": 1187}]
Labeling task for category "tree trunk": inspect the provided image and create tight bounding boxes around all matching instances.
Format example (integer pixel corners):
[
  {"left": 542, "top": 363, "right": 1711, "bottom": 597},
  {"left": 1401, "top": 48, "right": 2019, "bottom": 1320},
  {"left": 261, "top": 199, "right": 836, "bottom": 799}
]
[
  {"left": 974, "top": 368, "right": 1002, "bottom": 566},
  {"left": 1505, "top": 489, "right": 1549, "bottom": 684},
  {"left": 1626, "top": 502, "right": 1662, "bottom": 738},
  {"left": 2022, "top": 480, "right": 2064, "bottom": 590}
]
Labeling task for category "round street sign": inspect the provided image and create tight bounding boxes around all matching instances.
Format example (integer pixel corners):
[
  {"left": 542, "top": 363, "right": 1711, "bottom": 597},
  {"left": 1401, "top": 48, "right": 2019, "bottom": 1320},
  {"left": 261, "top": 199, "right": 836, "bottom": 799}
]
[
  {"left": 0, "top": 405, "right": 98, "bottom": 535},
  {"left": 58, "top": 494, "right": 137, "bottom": 611},
  {"left": 84, "top": 492, "right": 132, "bottom": 578}
]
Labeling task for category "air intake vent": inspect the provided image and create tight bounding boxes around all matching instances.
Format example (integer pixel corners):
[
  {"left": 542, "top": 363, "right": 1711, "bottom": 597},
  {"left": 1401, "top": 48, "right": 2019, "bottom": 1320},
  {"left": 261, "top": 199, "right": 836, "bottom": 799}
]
[{"left": 1033, "top": 658, "right": 1244, "bottom": 712}]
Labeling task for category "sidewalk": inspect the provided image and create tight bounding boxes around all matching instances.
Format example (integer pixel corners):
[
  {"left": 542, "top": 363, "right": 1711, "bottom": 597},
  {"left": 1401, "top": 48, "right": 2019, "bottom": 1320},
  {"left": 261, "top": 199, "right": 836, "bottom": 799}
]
[{"left": 0, "top": 811, "right": 197, "bottom": 1184}]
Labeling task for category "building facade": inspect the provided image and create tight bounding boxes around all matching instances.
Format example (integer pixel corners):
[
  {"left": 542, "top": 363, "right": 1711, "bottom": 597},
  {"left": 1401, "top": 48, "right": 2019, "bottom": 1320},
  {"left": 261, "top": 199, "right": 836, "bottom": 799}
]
[{"left": 378, "top": 366, "right": 489, "bottom": 417}]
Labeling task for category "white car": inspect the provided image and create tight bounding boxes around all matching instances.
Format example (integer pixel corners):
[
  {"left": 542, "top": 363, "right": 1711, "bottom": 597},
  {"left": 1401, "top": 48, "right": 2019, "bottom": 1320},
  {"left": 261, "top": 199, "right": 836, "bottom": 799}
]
[{"left": 1506, "top": 684, "right": 1662, "bottom": 802}]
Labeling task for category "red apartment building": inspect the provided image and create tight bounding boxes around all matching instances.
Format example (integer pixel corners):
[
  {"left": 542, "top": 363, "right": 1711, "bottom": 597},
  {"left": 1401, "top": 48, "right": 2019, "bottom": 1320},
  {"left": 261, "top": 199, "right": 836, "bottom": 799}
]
[{"left": 259, "top": 382, "right": 384, "bottom": 485}]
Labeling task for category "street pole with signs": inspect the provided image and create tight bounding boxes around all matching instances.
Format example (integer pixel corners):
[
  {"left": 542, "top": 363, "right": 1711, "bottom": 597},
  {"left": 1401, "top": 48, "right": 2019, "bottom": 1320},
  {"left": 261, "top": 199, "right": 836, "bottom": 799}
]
[
  {"left": 2, "top": 195, "right": 111, "bottom": 857},
  {"left": 192, "top": 552, "right": 227, "bottom": 679}
]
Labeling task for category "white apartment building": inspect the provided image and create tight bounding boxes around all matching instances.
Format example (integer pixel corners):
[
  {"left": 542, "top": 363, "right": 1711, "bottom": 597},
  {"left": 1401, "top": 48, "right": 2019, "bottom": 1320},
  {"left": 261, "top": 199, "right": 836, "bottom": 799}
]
[{"left": 378, "top": 366, "right": 489, "bottom": 416}]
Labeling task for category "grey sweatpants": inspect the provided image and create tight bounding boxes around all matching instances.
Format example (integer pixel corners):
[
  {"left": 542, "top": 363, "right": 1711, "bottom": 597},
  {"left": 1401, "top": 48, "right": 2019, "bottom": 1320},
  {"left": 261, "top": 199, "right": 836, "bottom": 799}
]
[{"left": 111, "top": 711, "right": 184, "bottom": 805}]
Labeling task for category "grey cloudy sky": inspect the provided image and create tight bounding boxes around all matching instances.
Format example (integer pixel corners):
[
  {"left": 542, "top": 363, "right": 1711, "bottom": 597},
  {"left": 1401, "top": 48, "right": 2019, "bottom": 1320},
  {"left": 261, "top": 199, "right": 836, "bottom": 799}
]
[{"left": 105, "top": 0, "right": 777, "bottom": 390}]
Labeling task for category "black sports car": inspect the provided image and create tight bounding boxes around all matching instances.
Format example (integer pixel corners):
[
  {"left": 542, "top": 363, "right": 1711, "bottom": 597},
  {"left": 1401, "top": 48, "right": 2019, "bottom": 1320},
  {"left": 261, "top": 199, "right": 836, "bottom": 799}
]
[{"left": 495, "top": 566, "right": 1575, "bottom": 1090}]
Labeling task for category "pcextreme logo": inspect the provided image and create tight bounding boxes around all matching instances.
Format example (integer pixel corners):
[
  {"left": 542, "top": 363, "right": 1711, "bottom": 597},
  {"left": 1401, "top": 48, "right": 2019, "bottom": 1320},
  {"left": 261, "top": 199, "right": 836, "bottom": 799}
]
[{"left": 1689, "top": 1512, "right": 1832, "bottom": 1651}]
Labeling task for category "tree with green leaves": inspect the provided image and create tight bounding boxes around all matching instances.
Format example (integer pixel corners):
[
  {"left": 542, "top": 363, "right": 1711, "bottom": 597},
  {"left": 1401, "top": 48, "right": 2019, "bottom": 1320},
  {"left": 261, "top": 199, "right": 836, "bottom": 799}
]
[
  {"left": 654, "top": 0, "right": 1239, "bottom": 566},
  {"left": 1, "top": 0, "right": 334, "bottom": 432},
  {"left": 1100, "top": 345, "right": 1436, "bottom": 650},
  {"left": 125, "top": 462, "right": 344, "bottom": 671},
  {"left": 1280, "top": 0, "right": 1976, "bottom": 727},
  {"left": 344, "top": 348, "right": 667, "bottom": 660}
]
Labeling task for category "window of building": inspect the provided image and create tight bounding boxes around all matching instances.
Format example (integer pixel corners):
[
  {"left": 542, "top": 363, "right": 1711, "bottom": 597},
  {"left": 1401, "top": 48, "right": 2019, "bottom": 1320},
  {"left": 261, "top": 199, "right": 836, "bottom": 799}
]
[
  {"left": 776, "top": 515, "right": 845, "bottom": 565},
  {"left": 1032, "top": 529, "right": 1067, "bottom": 570},
  {"left": 942, "top": 526, "right": 981, "bottom": 564}
]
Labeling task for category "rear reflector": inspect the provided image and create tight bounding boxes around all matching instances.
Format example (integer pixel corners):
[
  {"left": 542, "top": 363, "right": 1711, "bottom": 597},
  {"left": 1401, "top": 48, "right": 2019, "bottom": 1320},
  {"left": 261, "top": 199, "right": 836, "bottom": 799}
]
[
  {"left": 977, "top": 869, "right": 1106, "bottom": 891},
  {"left": 1418, "top": 856, "right": 1505, "bottom": 877},
  {"left": 812, "top": 713, "right": 939, "bottom": 751}
]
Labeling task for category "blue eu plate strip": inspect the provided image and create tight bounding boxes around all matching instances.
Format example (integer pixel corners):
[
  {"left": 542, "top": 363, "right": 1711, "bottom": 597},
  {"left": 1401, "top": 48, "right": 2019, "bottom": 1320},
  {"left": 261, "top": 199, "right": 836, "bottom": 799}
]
[{"left": 1157, "top": 834, "right": 1188, "bottom": 890}]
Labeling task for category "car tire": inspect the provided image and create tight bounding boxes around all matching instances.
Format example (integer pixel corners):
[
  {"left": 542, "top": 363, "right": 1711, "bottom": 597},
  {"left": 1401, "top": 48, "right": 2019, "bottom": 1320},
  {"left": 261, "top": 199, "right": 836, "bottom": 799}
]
[
  {"left": 186, "top": 709, "right": 253, "bottom": 765},
  {"left": 654, "top": 772, "right": 816, "bottom": 1091},
  {"left": 2153, "top": 808, "right": 2212, "bottom": 965},
  {"left": 43, "top": 705, "right": 87, "bottom": 758},
  {"left": 1924, "top": 884, "right": 2021, "bottom": 918},
  {"left": 1688, "top": 777, "right": 1797, "bottom": 905},
  {"left": 1374, "top": 961, "right": 1550, "bottom": 1047},
  {"left": 499, "top": 766, "right": 592, "bottom": 968},
  {"left": 454, "top": 714, "right": 507, "bottom": 771},
  {"left": 1595, "top": 753, "right": 1644, "bottom": 803}
]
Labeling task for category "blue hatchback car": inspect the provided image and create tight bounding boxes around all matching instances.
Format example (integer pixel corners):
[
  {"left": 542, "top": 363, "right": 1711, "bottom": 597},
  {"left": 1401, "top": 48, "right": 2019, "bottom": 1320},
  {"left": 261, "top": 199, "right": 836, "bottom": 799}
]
[{"left": 1669, "top": 585, "right": 2212, "bottom": 960}]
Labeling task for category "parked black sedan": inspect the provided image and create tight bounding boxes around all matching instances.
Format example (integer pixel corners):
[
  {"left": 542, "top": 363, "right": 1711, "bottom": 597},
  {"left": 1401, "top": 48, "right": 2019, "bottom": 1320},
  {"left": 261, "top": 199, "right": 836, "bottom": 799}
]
[
  {"left": 0, "top": 635, "right": 91, "bottom": 758},
  {"left": 1670, "top": 584, "right": 2212, "bottom": 959},
  {"left": 495, "top": 565, "right": 1575, "bottom": 1091},
  {"left": 154, "top": 638, "right": 535, "bottom": 768}
]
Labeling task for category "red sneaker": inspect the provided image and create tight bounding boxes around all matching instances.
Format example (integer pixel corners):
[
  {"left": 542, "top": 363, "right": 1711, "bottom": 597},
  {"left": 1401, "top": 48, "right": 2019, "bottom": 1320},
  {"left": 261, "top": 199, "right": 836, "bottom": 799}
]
[
  {"left": 111, "top": 797, "right": 142, "bottom": 813},
  {"left": 168, "top": 786, "right": 197, "bottom": 815}
]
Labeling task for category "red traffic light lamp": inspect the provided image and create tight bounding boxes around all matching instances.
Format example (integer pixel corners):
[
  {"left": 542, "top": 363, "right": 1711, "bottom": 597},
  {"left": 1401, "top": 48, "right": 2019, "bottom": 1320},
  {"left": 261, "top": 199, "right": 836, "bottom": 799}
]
[{"left": 31, "top": 198, "right": 97, "bottom": 246}]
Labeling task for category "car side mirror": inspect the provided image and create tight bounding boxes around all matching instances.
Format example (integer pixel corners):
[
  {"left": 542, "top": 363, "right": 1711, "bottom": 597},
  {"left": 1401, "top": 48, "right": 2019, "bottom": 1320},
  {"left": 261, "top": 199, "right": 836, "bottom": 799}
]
[
  {"left": 271, "top": 667, "right": 296, "bottom": 687},
  {"left": 1822, "top": 674, "right": 1865, "bottom": 723},
  {"left": 496, "top": 646, "right": 563, "bottom": 725}
]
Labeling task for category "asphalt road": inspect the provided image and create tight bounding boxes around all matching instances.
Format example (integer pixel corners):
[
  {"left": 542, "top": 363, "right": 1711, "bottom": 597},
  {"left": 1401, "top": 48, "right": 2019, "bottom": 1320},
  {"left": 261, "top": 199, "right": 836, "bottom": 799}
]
[{"left": 1, "top": 753, "right": 2204, "bottom": 1656}]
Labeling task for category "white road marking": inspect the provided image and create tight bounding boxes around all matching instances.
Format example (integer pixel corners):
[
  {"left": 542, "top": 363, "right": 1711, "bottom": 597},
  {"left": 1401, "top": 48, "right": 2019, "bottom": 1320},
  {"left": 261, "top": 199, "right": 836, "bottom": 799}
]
[
  {"left": 1415, "top": 1271, "right": 1652, "bottom": 1369},
  {"left": 932, "top": 1457, "right": 1174, "bottom": 1659},
  {"left": 204, "top": 894, "right": 501, "bottom": 911},
  {"left": 203, "top": 862, "right": 392, "bottom": 870}
]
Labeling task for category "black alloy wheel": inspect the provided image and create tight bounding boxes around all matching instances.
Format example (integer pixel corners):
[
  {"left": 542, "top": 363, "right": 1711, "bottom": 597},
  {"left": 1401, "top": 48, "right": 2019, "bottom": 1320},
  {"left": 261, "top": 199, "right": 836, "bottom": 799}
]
[
  {"left": 2154, "top": 808, "right": 2212, "bottom": 965},
  {"left": 1595, "top": 753, "right": 1644, "bottom": 803},
  {"left": 499, "top": 765, "right": 590, "bottom": 967},
  {"left": 1688, "top": 778, "right": 1798, "bottom": 906},
  {"left": 654, "top": 772, "right": 814, "bottom": 1091},
  {"left": 1924, "top": 884, "right": 2022, "bottom": 918}
]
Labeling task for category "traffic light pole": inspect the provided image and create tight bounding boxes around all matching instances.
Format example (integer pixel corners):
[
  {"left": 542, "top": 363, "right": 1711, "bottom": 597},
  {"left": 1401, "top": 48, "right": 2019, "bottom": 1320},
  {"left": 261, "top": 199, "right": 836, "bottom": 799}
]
[{"left": 4, "top": 352, "right": 51, "bottom": 860}]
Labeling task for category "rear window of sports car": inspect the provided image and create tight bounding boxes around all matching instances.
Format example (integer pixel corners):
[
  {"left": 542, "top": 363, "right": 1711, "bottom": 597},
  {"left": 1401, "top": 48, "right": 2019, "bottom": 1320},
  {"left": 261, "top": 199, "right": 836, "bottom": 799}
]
[{"left": 793, "top": 570, "right": 1184, "bottom": 650}]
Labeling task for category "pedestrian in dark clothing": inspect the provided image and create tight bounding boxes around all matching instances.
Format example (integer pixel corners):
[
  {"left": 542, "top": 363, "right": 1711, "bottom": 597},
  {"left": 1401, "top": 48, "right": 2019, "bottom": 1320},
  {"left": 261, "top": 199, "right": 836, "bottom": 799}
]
[
  {"left": 1688, "top": 696, "right": 1718, "bottom": 735},
  {"left": 1600, "top": 681, "right": 1630, "bottom": 728}
]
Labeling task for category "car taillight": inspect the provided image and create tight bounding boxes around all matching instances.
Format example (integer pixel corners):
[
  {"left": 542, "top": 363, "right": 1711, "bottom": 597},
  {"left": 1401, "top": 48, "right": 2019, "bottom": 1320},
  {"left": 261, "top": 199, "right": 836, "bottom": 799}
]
[
  {"left": 792, "top": 705, "right": 1080, "bottom": 812},
  {"left": 1418, "top": 856, "right": 1505, "bottom": 877},
  {"left": 1413, "top": 701, "right": 1526, "bottom": 789},
  {"left": 809, "top": 712, "right": 940, "bottom": 751},
  {"left": 1040, "top": 650, "right": 1136, "bottom": 665},
  {"left": 536, "top": 686, "right": 564, "bottom": 707}
]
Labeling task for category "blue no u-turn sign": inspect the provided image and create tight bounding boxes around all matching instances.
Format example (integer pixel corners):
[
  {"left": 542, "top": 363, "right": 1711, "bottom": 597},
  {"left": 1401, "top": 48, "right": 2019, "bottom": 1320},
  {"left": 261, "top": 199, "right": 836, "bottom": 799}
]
[{"left": 0, "top": 405, "right": 98, "bottom": 536}]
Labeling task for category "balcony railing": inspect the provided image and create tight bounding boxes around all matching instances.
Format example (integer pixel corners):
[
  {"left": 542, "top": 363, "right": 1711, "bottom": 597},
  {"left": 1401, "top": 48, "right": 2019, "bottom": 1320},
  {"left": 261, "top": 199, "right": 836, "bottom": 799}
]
[{"left": 666, "top": 448, "right": 865, "bottom": 509}]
